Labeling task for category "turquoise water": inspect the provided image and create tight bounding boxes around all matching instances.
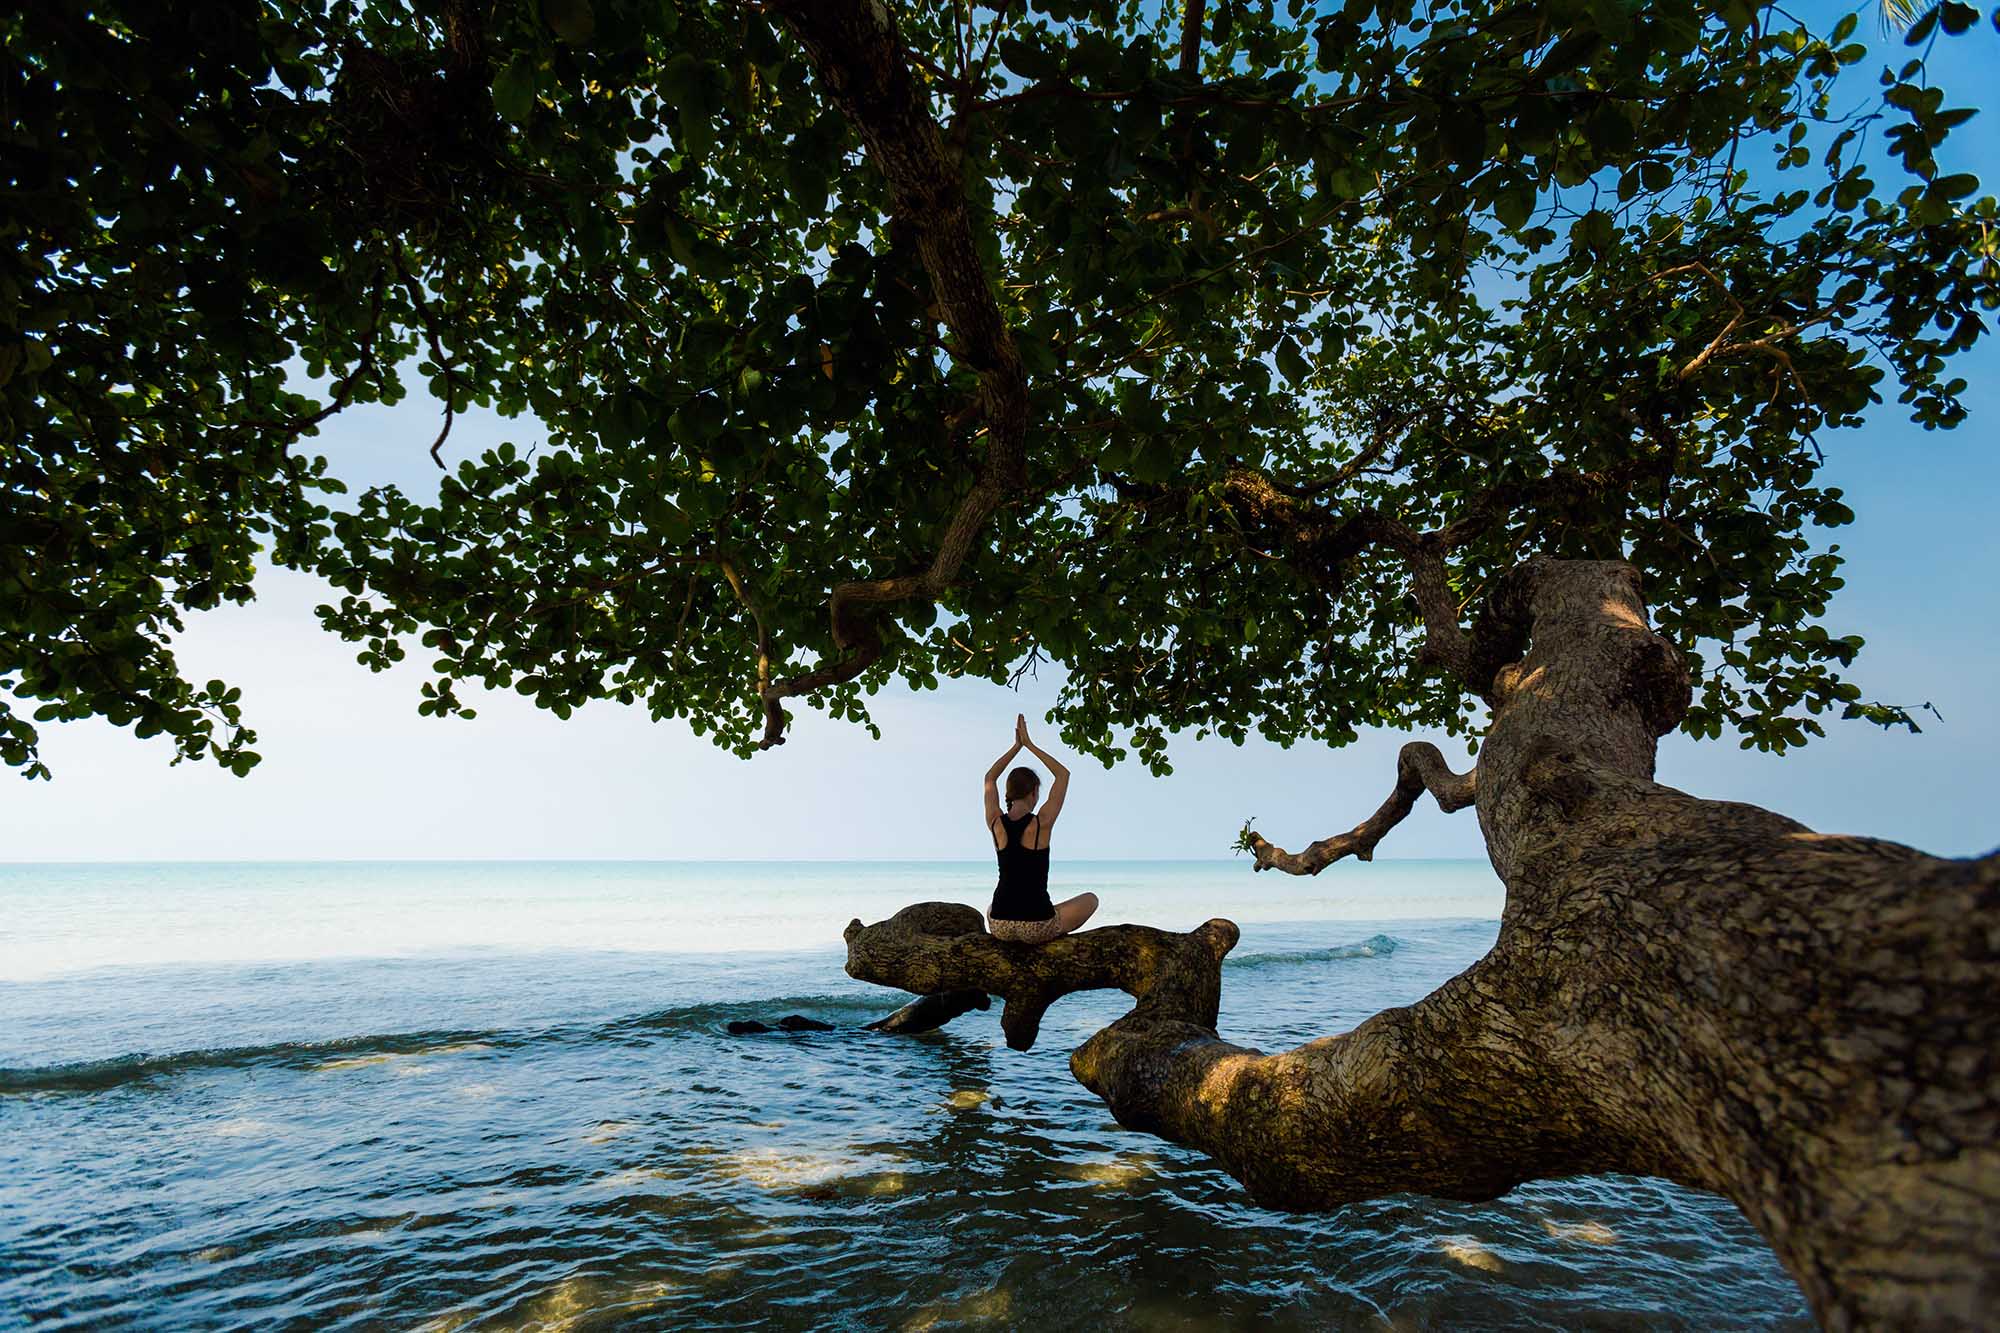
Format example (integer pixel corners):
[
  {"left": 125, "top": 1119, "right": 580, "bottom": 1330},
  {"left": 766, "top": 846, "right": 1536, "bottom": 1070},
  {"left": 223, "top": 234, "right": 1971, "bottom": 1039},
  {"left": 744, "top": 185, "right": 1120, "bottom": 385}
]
[{"left": 0, "top": 861, "right": 1807, "bottom": 1329}]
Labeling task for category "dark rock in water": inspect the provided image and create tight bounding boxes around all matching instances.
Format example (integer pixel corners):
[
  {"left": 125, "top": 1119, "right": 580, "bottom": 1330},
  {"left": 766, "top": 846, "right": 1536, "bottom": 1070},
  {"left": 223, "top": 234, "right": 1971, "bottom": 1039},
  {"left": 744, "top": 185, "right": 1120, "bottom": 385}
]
[
  {"left": 865, "top": 989, "right": 991, "bottom": 1035},
  {"left": 727, "top": 1015, "right": 835, "bottom": 1035}
]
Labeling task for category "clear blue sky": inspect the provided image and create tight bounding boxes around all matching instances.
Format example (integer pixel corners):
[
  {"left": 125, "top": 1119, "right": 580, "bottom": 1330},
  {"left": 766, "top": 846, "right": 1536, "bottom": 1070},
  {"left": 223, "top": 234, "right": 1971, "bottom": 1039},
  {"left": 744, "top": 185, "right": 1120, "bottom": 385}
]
[{"left": 5, "top": 24, "right": 1996, "bottom": 864}]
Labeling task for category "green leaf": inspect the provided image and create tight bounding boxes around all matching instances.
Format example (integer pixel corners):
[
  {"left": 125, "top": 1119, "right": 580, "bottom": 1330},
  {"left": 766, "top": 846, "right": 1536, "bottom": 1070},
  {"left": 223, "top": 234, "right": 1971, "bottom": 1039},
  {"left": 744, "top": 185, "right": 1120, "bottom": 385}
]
[
  {"left": 1570, "top": 208, "right": 1615, "bottom": 253},
  {"left": 492, "top": 55, "right": 537, "bottom": 124},
  {"left": 1537, "top": 31, "right": 1601, "bottom": 73},
  {"left": 998, "top": 36, "right": 1060, "bottom": 81},
  {"left": 1493, "top": 183, "right": 1536, "bottom": 230},
  {"left": 1439, "top": 104, "right": 1486, "bottom": 170},
  {"left": 543, "top": 0, "right": 595, "bottom": 43},
  {"left": 1275, "top": 336, "right": 1311, "bottom": 384},
  {"left": 1939, "top": 2, "right": 1980, "bottom": 34}
]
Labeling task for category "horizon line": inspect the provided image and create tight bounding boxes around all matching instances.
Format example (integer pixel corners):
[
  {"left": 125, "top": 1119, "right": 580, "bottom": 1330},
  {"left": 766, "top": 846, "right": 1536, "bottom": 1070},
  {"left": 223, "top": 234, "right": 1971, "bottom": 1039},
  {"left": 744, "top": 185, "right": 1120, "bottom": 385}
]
[{"left": 0, "top": 855, "right": 1492, "bottom": 867}]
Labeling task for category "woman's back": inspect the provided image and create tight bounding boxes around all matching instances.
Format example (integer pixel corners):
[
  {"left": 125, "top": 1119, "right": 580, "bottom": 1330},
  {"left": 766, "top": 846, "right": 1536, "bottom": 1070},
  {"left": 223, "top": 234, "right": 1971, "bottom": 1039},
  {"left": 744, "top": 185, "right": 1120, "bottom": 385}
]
[{"left": 990, "top": 812, "right": 1053, "bottom": 922}]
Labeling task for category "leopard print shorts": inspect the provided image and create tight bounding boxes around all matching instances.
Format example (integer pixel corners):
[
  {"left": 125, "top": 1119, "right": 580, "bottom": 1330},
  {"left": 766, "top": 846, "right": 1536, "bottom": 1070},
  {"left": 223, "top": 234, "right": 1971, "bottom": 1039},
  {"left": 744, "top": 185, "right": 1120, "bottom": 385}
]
[{"left": 986, "top": 914, "right": 1071, "bottom": 945}]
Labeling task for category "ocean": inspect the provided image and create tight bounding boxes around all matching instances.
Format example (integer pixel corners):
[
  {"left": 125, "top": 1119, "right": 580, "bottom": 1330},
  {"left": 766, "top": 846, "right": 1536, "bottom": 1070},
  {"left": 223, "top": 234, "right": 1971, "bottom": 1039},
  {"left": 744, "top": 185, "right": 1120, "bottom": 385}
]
[{"left": 0, "top": 860, "right": 1808, "bottom": 1330}]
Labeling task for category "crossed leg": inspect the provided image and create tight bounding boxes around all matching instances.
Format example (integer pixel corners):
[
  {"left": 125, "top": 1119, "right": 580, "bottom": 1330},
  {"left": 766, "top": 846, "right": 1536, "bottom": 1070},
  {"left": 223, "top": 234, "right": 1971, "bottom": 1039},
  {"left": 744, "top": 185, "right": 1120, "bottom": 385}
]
[{"left": 1053, "top": 892, "right": 1099, "bottom": 934}]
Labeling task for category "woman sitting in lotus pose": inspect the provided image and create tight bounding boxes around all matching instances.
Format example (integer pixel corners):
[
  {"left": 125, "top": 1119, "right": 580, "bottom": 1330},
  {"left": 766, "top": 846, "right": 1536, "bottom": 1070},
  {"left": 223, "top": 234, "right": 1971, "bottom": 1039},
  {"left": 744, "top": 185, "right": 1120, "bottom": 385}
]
[{"left": 981, "top": 714, "right": 1098, "bottom": 944}]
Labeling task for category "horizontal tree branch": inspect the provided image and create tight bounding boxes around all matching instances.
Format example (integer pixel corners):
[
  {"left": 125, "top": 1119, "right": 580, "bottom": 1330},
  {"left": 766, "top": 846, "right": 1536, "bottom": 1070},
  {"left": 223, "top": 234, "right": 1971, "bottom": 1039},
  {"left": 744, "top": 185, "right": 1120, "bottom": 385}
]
[
  {"left": 842, "top": 900, "right": 1238, "bottom": 1050},
  {"left": 843, "top": 901, "right": 1585, "bottom": 1209},
  {"left": 863, "top": 987, "right": 991, "bottom": 1034},
  {"left": 1241, "top": 740, "right": 1477, "bottom": 875}
]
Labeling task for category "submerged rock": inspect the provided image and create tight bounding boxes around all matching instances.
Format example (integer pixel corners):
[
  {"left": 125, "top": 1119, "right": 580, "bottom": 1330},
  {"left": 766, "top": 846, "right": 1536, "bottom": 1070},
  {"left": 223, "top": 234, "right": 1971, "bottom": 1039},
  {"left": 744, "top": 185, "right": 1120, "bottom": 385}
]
[
  {"left": 725, "top": 1015, "right": 835, "bottom": 1036},
  {"left": 726, "top": 1001, "right": 978, "bottom": 1037}
]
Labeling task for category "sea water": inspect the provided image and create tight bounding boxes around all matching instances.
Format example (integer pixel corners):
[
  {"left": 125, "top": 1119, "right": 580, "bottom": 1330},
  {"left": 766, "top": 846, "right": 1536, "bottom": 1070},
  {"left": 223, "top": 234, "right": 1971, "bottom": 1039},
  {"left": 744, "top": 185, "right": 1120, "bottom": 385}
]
[{"left": 0, "top": 861, "right": 1808, "bottom": 1330}]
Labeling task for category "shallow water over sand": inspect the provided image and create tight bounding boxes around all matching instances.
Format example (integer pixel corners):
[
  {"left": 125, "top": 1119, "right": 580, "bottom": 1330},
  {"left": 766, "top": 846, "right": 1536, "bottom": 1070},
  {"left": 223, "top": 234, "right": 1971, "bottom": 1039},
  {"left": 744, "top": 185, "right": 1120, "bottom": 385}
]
[{"left": 0, "top": 861, "right": 1808, "bottom": 1330}]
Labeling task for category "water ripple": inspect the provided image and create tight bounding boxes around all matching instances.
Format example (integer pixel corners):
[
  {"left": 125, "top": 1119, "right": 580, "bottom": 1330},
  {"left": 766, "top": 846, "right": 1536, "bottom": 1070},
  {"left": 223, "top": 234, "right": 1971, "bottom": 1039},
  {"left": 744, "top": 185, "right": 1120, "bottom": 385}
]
[{"left": 0, "top": 919, "right": 1809, "bottom": 1330}]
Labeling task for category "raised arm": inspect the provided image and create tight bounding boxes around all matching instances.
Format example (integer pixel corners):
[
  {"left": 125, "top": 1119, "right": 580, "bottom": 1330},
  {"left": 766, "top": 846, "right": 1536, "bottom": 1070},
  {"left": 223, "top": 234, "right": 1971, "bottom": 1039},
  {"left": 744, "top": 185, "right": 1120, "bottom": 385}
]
[
  {"left": 1020, "top": 721, "right": 1071, "bottom": 829},
  {"left": 983, "top": 728, "right": 1024, "bottom": 828}
]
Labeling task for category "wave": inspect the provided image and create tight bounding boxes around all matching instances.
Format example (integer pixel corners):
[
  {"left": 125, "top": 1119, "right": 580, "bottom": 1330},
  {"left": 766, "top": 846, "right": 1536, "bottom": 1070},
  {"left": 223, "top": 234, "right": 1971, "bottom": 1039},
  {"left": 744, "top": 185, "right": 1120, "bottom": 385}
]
[
  {"left": 0, "top": 992, "right": 891, "bottom": 1097},
  {"left": 0, "top": 1027, "right": 494, "bottom": 1095},
  {"left": 1226, "top": 934, "right": 1399, "bottom": 969},
  {"left": 3, "top": 940, "right": 1399, "bottom": 1096}
]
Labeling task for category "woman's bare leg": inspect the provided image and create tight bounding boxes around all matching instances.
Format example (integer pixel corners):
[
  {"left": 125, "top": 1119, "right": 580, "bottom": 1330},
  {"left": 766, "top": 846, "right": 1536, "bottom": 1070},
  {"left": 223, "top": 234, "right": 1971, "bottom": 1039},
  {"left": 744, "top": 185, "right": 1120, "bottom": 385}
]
[{"left": 1053, "top": 892, "right": 1098, "bottom": 934}]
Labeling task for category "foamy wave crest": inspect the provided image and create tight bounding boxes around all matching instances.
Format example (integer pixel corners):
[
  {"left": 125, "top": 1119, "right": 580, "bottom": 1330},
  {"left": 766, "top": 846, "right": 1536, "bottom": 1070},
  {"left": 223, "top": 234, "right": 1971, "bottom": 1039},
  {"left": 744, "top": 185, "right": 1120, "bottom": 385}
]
[
  {"left": 0, "top": 993, "right": 894, "bottom": 1096},
  {"left": 0, "top": 1028, "right": 493, "bottom": 1095},
  {"left": 1226, "top": 934, "right": 1399, "bottom": 969}
]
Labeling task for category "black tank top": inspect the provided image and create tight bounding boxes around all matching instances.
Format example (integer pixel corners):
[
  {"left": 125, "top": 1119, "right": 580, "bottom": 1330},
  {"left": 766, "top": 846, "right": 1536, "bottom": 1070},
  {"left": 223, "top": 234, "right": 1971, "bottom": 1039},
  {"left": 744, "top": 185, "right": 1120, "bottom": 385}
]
[{"left": 990, "top": 812, "right": 1053, "bottom": 921}]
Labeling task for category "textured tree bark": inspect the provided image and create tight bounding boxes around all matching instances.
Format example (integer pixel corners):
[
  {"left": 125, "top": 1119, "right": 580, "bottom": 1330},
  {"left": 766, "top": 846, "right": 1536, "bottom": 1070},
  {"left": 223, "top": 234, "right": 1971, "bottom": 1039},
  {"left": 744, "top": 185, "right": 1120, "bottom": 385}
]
[
  {"left": 863, "top": 987, "right": 991, "bottom": 1035},
  {"left": 845, "top": 559, "right": 2000, "bottom": 1331},
  {"left": 844, "top": 901, "right": 1237, "bottom": 1052}
]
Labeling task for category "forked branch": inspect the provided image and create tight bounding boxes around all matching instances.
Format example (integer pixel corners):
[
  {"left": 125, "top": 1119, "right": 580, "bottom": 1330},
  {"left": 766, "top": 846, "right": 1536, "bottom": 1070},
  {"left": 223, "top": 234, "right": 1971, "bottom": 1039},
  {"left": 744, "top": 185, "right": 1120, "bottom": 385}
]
[
  {"left": 1207, "top": 469, "right": 1488, "bottom": 697},
  {"left": 1240, "top": 740, "right": 1476, "bottom": 875},
  {"left": 843, "top": 901, "right": 1238, "bottom": 1050}
]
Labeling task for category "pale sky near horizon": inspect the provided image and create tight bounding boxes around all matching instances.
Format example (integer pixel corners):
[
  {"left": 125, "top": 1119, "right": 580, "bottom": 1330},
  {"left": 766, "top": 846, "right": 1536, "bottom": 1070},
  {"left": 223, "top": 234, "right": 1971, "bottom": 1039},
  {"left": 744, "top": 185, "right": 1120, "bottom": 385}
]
[{"left": 5, "top": 28, "right": 1997, "bottom": 866}]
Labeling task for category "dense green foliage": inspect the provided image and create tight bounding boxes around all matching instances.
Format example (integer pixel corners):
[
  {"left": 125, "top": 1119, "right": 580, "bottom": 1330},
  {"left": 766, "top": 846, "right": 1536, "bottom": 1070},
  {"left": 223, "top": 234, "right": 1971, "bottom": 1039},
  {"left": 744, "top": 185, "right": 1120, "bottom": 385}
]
[{"left": 4, "top": 0, "right": 1995, "bottom": 777}]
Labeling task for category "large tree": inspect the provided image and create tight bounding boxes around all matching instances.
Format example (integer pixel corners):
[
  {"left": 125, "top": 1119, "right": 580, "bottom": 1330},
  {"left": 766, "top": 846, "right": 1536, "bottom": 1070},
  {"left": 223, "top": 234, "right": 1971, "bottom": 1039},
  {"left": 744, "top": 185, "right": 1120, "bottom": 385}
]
[{"left": 6, "top": 0, "right": 1998, "bottom": 1324}]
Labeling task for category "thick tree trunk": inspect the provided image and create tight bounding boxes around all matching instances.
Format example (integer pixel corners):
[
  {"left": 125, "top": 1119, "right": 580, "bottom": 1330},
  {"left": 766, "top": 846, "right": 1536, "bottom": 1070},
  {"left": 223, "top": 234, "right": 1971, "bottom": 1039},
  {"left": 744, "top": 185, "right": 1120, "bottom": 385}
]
[{"left": 844, "top": 559, "right": 1999, "bottom": 1331}]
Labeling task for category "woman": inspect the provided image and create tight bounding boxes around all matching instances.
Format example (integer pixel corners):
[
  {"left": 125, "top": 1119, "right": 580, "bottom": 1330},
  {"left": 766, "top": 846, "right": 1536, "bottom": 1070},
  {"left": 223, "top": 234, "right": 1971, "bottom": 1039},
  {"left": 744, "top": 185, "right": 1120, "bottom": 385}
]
[{"left": 981, "top": 714, "right": 1098, "bottom": 944}]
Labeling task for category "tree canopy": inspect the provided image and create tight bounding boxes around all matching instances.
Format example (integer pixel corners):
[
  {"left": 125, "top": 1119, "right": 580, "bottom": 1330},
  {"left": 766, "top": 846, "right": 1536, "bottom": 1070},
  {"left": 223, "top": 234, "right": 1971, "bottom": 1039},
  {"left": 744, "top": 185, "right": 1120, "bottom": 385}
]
[{"left": 5, "top": 0, "right": 1995, "bottom": 779}]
